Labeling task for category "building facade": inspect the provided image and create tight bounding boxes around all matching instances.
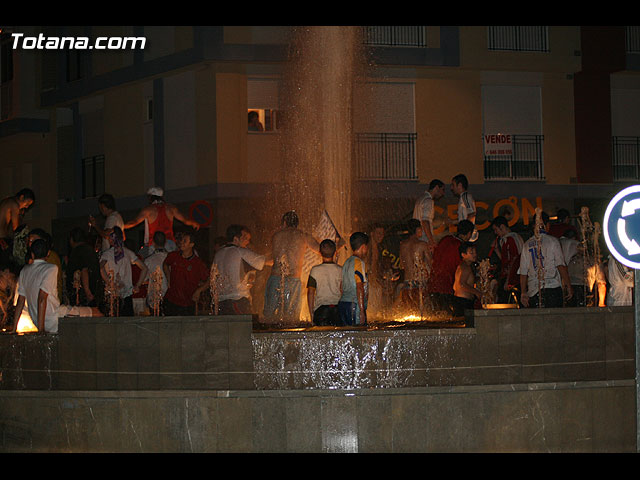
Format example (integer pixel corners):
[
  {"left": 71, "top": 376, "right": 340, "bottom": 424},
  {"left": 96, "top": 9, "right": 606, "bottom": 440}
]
[{"left": 1, "top": 26, "right": 640, "bottom": 261}]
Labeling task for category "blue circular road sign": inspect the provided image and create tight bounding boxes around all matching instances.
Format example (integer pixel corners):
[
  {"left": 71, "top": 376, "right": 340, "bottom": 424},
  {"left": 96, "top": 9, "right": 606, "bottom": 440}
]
[{"left": 603, "top": 184, "right": 640, "bottom": 270}]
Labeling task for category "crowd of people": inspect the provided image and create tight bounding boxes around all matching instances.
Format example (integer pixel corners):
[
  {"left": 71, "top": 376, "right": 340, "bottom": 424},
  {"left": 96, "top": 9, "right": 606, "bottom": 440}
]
[
  {"left": 0, "top": 173, "right": 635, "bottom": 334},
  {"left": 408, "top": 175, "right": 633, "bottom": 319}
]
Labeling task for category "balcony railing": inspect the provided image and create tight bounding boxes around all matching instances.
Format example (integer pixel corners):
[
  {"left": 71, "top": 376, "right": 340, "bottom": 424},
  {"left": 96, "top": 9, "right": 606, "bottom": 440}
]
[
  {"left": 626, "top": 26, "right": 640, "bottom": 53},
  {"left": 362, "top": 26, "right": 427, "bottom": 47},
  {"left": 487, "top": 26, "right": 549, "bottom": 52},
  {"left": 355, "top": 132, "right": 417, "bottom": 181},
  {"left": 613, "top": 136, "right": 640, "bottom": 180},
  {"left": 483, "top": 135, "right": 545, "bottom": 180}
]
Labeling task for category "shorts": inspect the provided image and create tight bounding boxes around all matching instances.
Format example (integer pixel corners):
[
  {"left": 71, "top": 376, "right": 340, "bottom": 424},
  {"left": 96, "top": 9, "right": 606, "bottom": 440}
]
[
  {"left": 338, "top": 301, "right": 366, "bottom": 326},
  {"left": 312, "top": 304, "right": 341, "bottom": 326},
  {"left": 529, "top": 287, "right": 563, "bottom": 308}
]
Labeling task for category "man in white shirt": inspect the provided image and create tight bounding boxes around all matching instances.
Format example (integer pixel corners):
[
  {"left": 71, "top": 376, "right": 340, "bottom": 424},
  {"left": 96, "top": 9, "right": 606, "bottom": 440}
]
[
  {"left": 99, "top": 227, "right": 148, "bottom": 316},
  {"left": 89, "top": 193, "right": 125, "bottom": 253},
  {"left": 451, "top": 173, "right": 478, "bottom": 242},
  {"left": 412, "top": 179, "right": 445, "bottom": 246},
  {"left": 12, "top": 239, "right": 98, "bottom": 334},
  {"left": 307, "top": 239, "right": 343, "bottom": 326},
  {"left": 213, "top": 224, "right": 269, "bottom": 315},
  {"left": 518, "top": 211, "right": 573, "bottom": 308}
]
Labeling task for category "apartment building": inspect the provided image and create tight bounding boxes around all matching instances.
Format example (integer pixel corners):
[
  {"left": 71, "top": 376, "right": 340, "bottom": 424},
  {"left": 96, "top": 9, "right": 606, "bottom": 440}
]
[{"left": 1, "top": 26, "right": 639, "bottom": 259}]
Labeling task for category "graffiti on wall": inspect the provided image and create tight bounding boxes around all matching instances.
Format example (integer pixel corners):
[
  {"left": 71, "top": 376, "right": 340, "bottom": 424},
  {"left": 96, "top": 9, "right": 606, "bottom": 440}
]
[
  {"left": 433, "top": 195, "right": 543, "bottom": 235},
  {"left": 379, "top": 196, "right": 545, "bottom": 269}
]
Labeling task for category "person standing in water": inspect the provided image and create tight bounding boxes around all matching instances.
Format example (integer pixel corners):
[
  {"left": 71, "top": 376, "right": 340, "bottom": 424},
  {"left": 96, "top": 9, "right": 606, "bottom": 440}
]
[
  {"left": 263, "top": 211, "right": 320, "bottom": 322},
  {"left": 338, "top": 232, "right": 370, "bottom": 327}
]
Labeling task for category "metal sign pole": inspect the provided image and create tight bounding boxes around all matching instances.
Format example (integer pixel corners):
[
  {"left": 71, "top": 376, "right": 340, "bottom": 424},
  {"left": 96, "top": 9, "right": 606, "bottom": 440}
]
[{"left": 636, "top": 271, "right": 640, "bottom": 452}]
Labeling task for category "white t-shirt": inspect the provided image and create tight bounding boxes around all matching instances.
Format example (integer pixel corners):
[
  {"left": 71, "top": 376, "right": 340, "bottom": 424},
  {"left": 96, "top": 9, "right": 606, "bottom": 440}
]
[
  {"left": 214, "top": 245, "right": 266, "bottom": 301},
  {"left": 100, "top": 247, "right": 138, "bottom": 298},
  {"left": 101, "top": 211, "right": 124, "bottom": 252},
  {"left": 307, "top": 262, "right": 343, "bottom": 311},
  {"left": 144, "top": 249, "right": 168, "bottom": 300},
  {"left": 458, "top": 191, "right": 478, "bottom": 242},
  {"left": 518, "top": 233, "right": 566, "bottom": 297},
  {"left": 17, "top": 259, "right": 60, "bottom": 333},
  {"left": 413, "top": 191, "right": 434, "bottom": 241},
  {"left": 607, "top": 254, "right": 634, "bottom": 306}
]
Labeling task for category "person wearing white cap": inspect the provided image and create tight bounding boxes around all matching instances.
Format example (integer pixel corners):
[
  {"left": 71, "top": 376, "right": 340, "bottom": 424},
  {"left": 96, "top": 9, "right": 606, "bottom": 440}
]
[{"left": 123, "top": 186, "right": 201, "bottom": 252}]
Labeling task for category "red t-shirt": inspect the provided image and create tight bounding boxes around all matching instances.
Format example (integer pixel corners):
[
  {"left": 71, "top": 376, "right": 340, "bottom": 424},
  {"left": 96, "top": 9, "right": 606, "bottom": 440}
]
[
  {"left": 499, "top": 235, "right": 521, "bottom": 288},
  {"left": 163, "top": 251, "right": 208, "bottom": 307},
  {"left": 548, "top": 223, "right": 577, "bottom": 239},
  {"left": 148, "top": 203, "right": 176, "bottom": 244},
  {"left": 428, "top": 235, "right": 462, "bottom": 295}
]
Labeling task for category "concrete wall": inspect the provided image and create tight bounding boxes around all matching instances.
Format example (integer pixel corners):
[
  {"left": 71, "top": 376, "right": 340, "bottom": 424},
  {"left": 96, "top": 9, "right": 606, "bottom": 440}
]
[
  {"left": 0, "top": 381, "right": 633, "bottom": 452},
  {"left": 0, "top": 306, "right": 636, "bottom": 452}
]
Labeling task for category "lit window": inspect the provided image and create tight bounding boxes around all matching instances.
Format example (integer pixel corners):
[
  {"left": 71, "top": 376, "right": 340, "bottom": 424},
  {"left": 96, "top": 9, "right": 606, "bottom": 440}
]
[{"left": 248, "top": 108, "right": 279, "bottom": 132}]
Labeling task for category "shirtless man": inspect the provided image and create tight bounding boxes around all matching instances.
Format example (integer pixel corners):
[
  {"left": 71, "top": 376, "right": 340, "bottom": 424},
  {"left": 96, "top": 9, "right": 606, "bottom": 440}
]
[
  {"left": 0, "top": 188, "right": 35, "bottom": 240},
  {"left": 123, "top": 187, "right": 200, "bottom": 252},
  {"left": 399, "top": 219, "right": 431, "bottom": 310},
  {"left": 263, "top": 211, "right": 320, "bottom": 322},
  {"left": 453, "top": 242, "right": 482, "bottom": 318},
  {"left": 0, "top": 188, "right": 35, "bottom": 269}
]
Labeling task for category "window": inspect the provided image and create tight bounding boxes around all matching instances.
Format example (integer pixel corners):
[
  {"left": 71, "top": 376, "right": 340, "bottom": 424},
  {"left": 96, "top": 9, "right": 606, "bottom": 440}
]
[
  {"left": 82, "top": 155, "right": 105, "bottom": 198},
  {"left": 482, "top": 84, "right": 544, "bottom": 179},
  {"left": 247, "top": 108, "right": 279, "bottom": 132},
  {"left": 247, "top": 78, "right": 281, "bottom": 132},
  {"left": 66, "top": 50, "right": 87, "bottom": 82},
  {"left": 488, "top": 26, "right": 549, "bottom": 52},
  {"left": 145, "top": 97, "right": 153, "bottom": 122},
  {"left": 611, "top": 81, "right": 640, "bottom": 179}
]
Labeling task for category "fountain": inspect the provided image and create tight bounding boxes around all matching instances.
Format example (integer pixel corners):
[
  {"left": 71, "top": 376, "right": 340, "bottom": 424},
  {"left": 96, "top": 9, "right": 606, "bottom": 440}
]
[
  {"left": 148, "top": 266, "right": 164, "bottom": 316},
  {"left": 577, "top": 206, "right": 606, "bottom": 306},
  {"left": 208, "top": 263, "right": 221, "bottom": 316},
  {"left": 103, "top": 268, "right": 121, "bottom": 317}
]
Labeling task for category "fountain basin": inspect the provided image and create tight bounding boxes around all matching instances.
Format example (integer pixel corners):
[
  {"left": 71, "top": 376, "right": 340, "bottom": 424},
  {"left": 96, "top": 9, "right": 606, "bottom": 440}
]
[
  {"left": 0, "top": 306, "right": 635, "bottom": 452},
  {"left": 0, "top": 306, "right": 632, "bottom": 391}
]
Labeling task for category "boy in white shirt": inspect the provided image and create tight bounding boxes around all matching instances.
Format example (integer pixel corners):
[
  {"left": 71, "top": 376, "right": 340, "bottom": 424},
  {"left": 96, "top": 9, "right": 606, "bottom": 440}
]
[
  {"left": 307, "top": 239, "right": 343, "bottom": 326},
  {"left": 12, "top": 239, "right": 99, "bottom": 334}
]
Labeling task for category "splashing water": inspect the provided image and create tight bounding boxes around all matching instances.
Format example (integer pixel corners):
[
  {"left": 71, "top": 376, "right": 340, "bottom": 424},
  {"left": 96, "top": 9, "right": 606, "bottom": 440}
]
[
  {"left": 72, "top": 270, "right": 82, "bottom": 306},
  {"left": 268, "top": 26, "right": 368, "bottom": 243},
  {"left": 104, "top": 268, "right": 121, "bottom": 317},
  {"left": 209, "top": 263, "right": 221, "bottom": 316},
  {"left": 148, "top": 266, "right": 164, "bottom": 316},
  {"left": 477, "top": 258, "right": 494, "bottom": 306},
  {"left": 278, "top": 254, "right": 291, "bottom": 324}
]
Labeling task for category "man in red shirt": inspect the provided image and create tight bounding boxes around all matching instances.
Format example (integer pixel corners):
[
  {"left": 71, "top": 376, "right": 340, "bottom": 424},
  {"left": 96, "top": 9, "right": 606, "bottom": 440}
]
[
  {"left": 163, "top": 232, "right": 209, "bottom": 316},
  {"left": 428, "top": 220, "right": 475, "bottom": 315},
  {"left": 124, "top": 187, "right": 201, "bottom": 252},
  {"left": 548, "top": 208, "right": 578, "bottom": 239},
  {"left": 490, "top": 216, "right": 524, "bottom": 303}
]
